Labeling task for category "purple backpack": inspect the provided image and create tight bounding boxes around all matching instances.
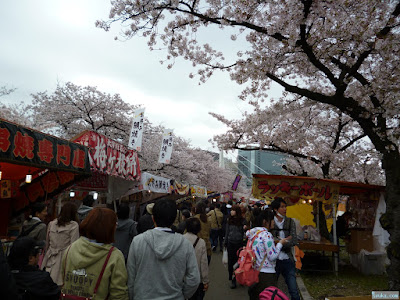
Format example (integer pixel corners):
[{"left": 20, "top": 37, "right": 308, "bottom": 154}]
[{"left": 259, "top": 286, "right": 289, "bottom": 300}]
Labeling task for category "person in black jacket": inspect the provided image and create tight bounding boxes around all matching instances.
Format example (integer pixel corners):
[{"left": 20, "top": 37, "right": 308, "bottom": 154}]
[
  {"left": 8, "top": 236, "right": 60, "bottom": 300},
  {"left": 224, "top": 204, "right": 247, "bottom": 289},
  {"left": 0, "top": 240, "right": 18, "bottom": 300},
  {"left": 137, "top": 203, "right": 155, "bottom": 234}
]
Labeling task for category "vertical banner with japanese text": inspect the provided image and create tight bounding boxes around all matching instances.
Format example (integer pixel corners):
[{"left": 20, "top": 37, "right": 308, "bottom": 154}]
[
  {"left": 128, "top": 108, "right": 145, "bottom": 151},
  {"left": 158, "top": 129, "right": 173, "bottom": 164}
]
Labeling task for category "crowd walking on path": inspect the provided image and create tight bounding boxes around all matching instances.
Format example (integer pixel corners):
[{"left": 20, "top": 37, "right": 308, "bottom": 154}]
[{"left": 1, "top": 196, "right": 300, "bottom": 300}]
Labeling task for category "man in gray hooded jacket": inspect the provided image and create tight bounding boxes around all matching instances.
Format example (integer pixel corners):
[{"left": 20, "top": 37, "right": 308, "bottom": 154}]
[{"left": 127, "top": 198, "right": 200, "bottom": 300}]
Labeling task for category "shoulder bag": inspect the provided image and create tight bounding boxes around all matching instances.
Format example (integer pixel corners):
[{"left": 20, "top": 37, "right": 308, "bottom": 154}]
[{"left": 60, "top": 246, "right": 114, "bottom": 300}]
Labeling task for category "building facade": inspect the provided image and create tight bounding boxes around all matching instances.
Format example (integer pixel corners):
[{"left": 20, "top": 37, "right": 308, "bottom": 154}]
[{"left": 238, "top": 149, "right": 287, "bottom": 186}]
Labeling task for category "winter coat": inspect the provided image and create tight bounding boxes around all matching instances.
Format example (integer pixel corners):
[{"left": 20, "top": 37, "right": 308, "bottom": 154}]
[
  {"left": 12, "top": 265, "right": 60, "bottom": 300},
  {"left": 246, "top": 227, "right": 283, "bottom": 273},
  {"left": 41, "top": 220, "right": 79, "bottom": 285},
  {"left": 114, "top": 218, "right": 137, "bottom": 260},
  {"left": 193, "top": 214, "right": 212, "bottom": 256},
  {"left": 21, "top": 219, "right": 47, "bottom": 242},
  {"left": 127, "top": 228, "right": 200, "bottom": 300},
  {"left": 0, "top": 240, "right": 18, "bottom": 300},
  {"left": 225, "top": 218, "right": 246, "bottom": 245},
  {"left": 77, "top": 205, "right": 93, "bottom": 223},
  {"left": 184, "top": 233, "right": 209, "bottom": 285},
  {"left": 271, "top": 217, "right": 298, "bottom": 261},
  {"left": 207, "top": 208, "right": 223, "bottom": 230},
  {"left": 61, "top": 237, "right": 128, "bottom": 300}
]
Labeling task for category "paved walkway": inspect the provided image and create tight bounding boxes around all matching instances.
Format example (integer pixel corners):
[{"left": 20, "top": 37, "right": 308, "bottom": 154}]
[{"left": 204, "top": 251, "right": 291, "bottom": 300}]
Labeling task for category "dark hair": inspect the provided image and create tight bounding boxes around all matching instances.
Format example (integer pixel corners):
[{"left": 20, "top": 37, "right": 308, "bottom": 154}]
[
  {"left": 30, "top": 202, "right": 46, "bottom": 219},
  {"left": 82, "top": 195, "right": 94, "bottom": 207},
  {"left": 80, "top": 208, "right": 117, "bottom": 244},
  {"left": 253, "top": 209, "right": 275, "bottom": 228},
  {"left": 215, "top": 203, "right": 221, "bottom": 209},
  {"left": 251, "top": 207, "right": 262, "bottom": 223},
  {"left": 57, "top": 202, "right": 78, "bottom": 227},
  {"left": 220, "top": 203, "right": 227, "bottom": 215},
  {"left": 152, "top": 198, "right": 177, "bottom": 228},
  {"left": 8, "top": 237, "right": 43, "bottom": 269},
  {"left": 117, "top": 203, "right": 130, "bottom": 220},
  {"left": 181, "top": 209, "right": 191, "bottom": 219},
  {"left": 270, "top": 197, "right": 286, "bottom": 211},
  {"left": 186, "top": 217, "right": 201, "bottom": 235},
  {"left": 195, "top": 201, "right": 208, "bottom": 223},
  {"left": 228, "top": 205, "right": 244, "bottom": 226}
]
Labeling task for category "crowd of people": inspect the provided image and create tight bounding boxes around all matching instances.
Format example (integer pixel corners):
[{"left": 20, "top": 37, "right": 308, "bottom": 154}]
[{"left": 1, "top": 196, "right": 301, "bottom": 300}]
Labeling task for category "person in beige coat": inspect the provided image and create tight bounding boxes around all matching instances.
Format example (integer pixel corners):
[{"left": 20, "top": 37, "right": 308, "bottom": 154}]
[
  {"left": 193, "top": 201, "right": 212, "bottom": 264},
  {"left": 184, "top": 217, "right": 209, "bottom": 300},
  {"left": 41, "top": 202, "right": 79, "bottom": 286}
]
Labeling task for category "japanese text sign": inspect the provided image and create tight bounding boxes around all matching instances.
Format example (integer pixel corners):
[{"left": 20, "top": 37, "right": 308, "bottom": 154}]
[
  {"left": 140, "top": 172, "right": 171, "bottom": 194},
  {"left": 73, "top": 131, "right": 141, "bottom": 181},
  {"left": 252, "top": 175, "right": 340, "bottom": 204},
  {"left": 128, "top": 108, "right": 145, "bottom": 151},
  {"left": 0, "top": 119, "right": 89, "bottom": 174},
  {"left": 158, "top": 129, "right": 173, "bottom": 164}
]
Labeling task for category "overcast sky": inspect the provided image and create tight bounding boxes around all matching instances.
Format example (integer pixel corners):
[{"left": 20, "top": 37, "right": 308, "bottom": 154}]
[{"left": 0, "top": 0, "right": 263, "bottom": 155}]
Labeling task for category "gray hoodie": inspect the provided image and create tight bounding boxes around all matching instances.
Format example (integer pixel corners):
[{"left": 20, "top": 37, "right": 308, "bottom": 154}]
[{"left": 127, "top": 228, "right": 200, "bottom": 300}]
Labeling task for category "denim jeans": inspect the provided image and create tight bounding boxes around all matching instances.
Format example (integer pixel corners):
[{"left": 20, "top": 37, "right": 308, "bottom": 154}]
[
  {"left": 275, "top": 259, "right": 300, "bottom": 300},
  {"left": 210, "top": 229, "right": 223, "bottom": 250}
]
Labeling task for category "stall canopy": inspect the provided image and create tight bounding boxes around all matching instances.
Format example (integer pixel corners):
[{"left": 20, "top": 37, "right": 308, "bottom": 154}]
[
  {"left": 252, "top": 174, "right": 383, "bottom": 205},
  {"left": 252, "top": 174, "right": 384, "bottom": 227},
  {"left": 0, "top": 119, "right": 91, "bottom": 207}
]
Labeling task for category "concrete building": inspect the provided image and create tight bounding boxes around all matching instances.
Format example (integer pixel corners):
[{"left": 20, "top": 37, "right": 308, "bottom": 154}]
[{"left": 238, "top": 149, "right": 287, "bottom": 186}]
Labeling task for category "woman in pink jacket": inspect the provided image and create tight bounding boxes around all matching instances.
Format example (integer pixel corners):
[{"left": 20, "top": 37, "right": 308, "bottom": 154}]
[{"left": 246, "top": 209, "right": 289, "bottom": 300}]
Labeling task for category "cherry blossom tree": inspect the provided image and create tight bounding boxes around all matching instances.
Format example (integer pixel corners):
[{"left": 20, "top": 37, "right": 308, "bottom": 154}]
[
  {"left": 138, "top": 123, "right": 243, "bottom": 193},
  {"left": 98, "top": 1, "right": 400, "bottom": 287},
  {"left": 211, "top": 100, "right": 385, "bottom": 185},
  {"left": 29, "top": 82, "right": 239, "bottom": 194},
  {"left": 0, "top": 86, "right": 33, "bottom": 127},
  {"left": 0, "top": 86, "right": 16, "bottom": 97},
  {"left": 29, "top": 82, "right": 139, "bottom": 142}
]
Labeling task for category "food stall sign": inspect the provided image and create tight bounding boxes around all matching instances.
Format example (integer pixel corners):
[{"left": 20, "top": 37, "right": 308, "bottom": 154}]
[
  {"left": 252, "top": 175, "right": 340, "bottom": 204},
  {"left": 73, "top": 131, "right": 141, "bottom": 181},
  {"left": 0, "top": 119, "right": 90, "bottom": 174}
]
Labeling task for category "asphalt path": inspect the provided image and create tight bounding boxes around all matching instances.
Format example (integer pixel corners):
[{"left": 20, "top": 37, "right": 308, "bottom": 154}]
[{"left": 204, "top": 250, "right": 290, "bottom": 300}]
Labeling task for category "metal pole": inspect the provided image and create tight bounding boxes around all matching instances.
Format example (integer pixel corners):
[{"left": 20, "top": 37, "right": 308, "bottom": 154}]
[
  {"left": 316, "top": 201, "right": 320, "bottom": 233},
  {"left": 332, "top": 202, "right": 338, "bottom": 275}
]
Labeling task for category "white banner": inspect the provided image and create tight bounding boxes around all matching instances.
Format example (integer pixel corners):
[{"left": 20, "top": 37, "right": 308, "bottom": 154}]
[
  {"left": 128, "top": 108, "right": 145, "bottom": 151},
  {"left": 140, "top": 172, "right": 171, "bottom": 194},
  {"left": 158, "top": 129, "right": 173, "bottom": 164}
]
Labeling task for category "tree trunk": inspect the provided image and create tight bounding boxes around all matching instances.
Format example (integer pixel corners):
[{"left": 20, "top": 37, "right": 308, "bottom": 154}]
[{"left": 380, "top": 152, "right": 400, "bottom": 290}]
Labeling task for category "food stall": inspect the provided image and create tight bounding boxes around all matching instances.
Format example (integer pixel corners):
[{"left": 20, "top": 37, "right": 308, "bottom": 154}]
[
  {"left": 252, "top": 174, "right": 385, "bottom": 274},
  {"left": 0, "top": 119, "right": 91, "bottom": 241}
]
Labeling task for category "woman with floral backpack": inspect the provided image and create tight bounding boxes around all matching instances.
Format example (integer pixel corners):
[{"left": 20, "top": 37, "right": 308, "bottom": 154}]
[{"left": 246, "top": 209, "right": 289, "bottom": 300}]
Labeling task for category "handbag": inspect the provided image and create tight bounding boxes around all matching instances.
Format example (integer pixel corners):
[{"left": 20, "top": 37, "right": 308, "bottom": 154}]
[
  {"left": 222, "top": 247, "right": 228, "bottom": 267},
  {"left": 60, "top": 246, "right": 114, "bottom": 300}
]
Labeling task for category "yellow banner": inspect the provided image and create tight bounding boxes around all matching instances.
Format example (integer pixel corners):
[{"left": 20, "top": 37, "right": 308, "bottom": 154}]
[{"left": 252, "top": 176, "right": 340, "bottom": 205}]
